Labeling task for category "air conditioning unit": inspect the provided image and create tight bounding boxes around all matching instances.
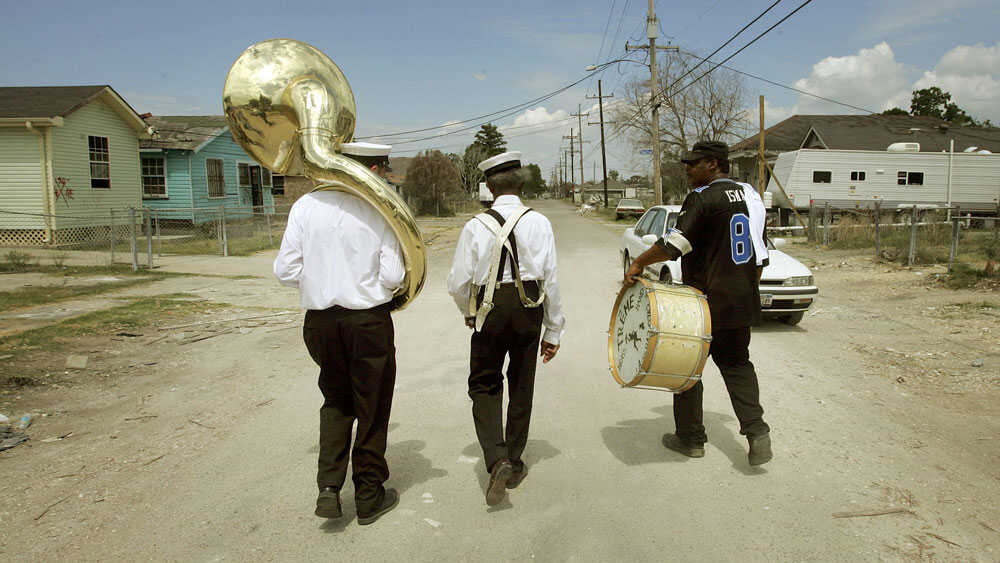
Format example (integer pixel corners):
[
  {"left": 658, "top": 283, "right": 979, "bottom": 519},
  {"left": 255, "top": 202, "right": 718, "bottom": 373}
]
[{"left": 887, "top": 142, "right": 920, "bottom": 152}]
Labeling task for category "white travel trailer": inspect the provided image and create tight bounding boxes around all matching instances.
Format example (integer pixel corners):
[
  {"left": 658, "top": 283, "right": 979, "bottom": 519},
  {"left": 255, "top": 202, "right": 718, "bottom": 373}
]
[{"left": 766, "top": 147, "right": 1000, "bottom": 217}]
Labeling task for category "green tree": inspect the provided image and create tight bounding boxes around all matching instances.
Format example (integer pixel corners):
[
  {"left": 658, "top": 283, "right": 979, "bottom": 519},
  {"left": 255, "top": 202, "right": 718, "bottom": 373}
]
[
  {"left": 521, "top": 163, "right": 546, "bottom": 197},
  {"left": 608, "top": 169, "right": 620, "bottom": 181},
  {"left": 881, "top": 107, "right": 909, "bottom": 116},
  {"left": 402, "top": 150, "right": 463, "bottom": 216},
  {"left": 470, "top": 123, "right": 506, "bottom": 157},
  {"left": 909, "top": 87, "right": 976, "bottom": 125}
]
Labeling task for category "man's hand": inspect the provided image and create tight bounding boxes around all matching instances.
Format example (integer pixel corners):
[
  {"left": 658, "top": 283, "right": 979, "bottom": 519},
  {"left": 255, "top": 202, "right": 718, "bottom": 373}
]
[
  {"left": 623, "top": 260, "right": 644, "bottom": 287},
  {"left": 540, "top": 342, "right": 559, "bottom": 363},
  {"left": 465, "top": 317, "right": 475, "bottom": 329}
]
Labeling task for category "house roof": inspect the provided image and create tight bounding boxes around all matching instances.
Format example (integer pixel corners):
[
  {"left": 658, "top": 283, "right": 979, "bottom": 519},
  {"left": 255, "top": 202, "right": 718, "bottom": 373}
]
[
  {"left": 732, "top": 114, "right": 1000, "bottom": 155},
  {"left": 0, "top": 85, "right": 148, "bottom": 131},
  {"left": 141, "top": 115, "right": 230, "bottom": 151}
]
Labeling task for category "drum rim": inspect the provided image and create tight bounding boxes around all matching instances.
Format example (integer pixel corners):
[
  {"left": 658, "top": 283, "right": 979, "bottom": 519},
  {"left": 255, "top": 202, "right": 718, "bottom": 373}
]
[{"left": 608, "top": 278, "right": 658, "bottom": 387}]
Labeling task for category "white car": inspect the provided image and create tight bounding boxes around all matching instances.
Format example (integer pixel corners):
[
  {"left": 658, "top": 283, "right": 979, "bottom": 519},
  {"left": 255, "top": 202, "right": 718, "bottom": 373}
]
[{"left": 620, "top": 205, "right": 818, "bottom": 325}]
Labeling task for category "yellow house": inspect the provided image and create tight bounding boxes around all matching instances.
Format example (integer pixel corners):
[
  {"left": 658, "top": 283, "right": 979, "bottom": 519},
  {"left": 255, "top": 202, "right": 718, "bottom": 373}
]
[{"left": 0, "top": 85, "right": 150, "bottom": 245}]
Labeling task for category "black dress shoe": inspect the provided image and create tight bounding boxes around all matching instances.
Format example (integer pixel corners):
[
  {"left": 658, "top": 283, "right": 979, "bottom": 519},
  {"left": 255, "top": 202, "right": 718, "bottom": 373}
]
[
  {"left": 506, "top": 466, "right": 527, "bottom": 489},
  {"left": 486, "top": 460, "right": 513, "bottom": 505},
  {"left": 748, "top": 434, "right": 773, "bottom": 466},
  {"left": 315, "top": 486, "right": 342, "bottom": 519},
  {"left": 358, "top": 488, "right": 399, "bottom": 525},
  {"left": 661, "top": 434, "right": 705, "bottom": 458}
]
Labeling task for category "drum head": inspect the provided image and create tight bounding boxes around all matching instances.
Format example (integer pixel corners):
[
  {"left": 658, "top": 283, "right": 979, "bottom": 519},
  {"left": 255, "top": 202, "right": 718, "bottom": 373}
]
[{"left": 609, "top": 281, "right": 652, "bottom": 386}]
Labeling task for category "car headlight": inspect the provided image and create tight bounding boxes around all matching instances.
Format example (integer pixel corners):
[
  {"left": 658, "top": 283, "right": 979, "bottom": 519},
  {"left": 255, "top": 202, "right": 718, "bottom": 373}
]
[{"left": 783, "top": 276, "right": 813, "bottom": 286}]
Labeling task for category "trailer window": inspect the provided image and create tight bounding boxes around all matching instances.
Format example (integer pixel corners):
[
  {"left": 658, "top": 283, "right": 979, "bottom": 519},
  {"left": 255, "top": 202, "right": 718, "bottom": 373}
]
[
  {"left": 850, "top": 171, "right": 866, "bottom": 181},
  {"left": 812, "top": 171, "right": 832, "bottom": 183},
  {"left": 897, "top": 171, "right": 924, "bottom": 186}
]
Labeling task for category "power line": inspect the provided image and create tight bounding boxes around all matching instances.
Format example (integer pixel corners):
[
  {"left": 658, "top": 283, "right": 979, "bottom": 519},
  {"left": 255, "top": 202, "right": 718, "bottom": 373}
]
[{"left": 595, "top": 0, "right": 618, "bottom": 65}]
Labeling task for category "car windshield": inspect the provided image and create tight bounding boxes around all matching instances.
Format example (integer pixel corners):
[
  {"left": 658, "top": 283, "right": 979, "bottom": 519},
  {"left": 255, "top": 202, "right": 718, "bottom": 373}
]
[{"left": 619, "top": 199, "right": 641, "bottom": 206}]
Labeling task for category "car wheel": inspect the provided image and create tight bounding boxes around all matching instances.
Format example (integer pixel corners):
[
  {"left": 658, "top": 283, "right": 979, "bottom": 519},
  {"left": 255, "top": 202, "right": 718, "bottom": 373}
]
[
  {"left": 622, "top": 252, "right": 630, "bottom": 279},
  {"left": 658, "top": 267, "right": 672, "bottom": 284},
  {"left": 616, "top": 213, "right": 622, "bottom": 220},
  {"left": 782, "top": 312, "right": 805, "bottom": 325}
]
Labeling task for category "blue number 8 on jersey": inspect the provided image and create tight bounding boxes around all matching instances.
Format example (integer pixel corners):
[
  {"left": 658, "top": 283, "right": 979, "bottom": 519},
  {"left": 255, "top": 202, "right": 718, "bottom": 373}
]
[{"left": 729, "top": 213, "right": 752, "bottom": 264}]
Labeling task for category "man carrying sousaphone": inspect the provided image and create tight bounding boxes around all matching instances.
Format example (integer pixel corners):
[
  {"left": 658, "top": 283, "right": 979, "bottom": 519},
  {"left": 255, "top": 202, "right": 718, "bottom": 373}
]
[
  {"left": 447, "top": 151, "right": 566, "bottom": 505},
  {"left": 274, "top": 141, "right": 404, "bottom": 524},
  {"left": 624, "top": 140, "right": 773, "bottom": 466}
]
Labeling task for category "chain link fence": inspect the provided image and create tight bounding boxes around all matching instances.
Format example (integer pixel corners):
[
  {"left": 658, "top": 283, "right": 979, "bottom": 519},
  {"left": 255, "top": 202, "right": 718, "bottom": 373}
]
[
  {"left": 1, "top": 205, "right": 290, "bottom": 268},
  {"left": 799, "top": 202, "right": 1000, "bottom": 271}
]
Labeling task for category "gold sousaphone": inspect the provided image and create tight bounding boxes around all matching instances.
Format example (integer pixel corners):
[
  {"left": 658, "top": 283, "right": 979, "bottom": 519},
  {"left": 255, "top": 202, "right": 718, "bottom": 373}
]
[{"left": 222, "top": 39, "right": 426, "bottom": 310}]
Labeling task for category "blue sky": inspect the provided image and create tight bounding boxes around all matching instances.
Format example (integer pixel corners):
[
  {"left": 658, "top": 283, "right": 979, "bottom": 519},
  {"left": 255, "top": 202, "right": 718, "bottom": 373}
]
[{"left": 3, "top": 0, "right": 998, "bottom": 180}]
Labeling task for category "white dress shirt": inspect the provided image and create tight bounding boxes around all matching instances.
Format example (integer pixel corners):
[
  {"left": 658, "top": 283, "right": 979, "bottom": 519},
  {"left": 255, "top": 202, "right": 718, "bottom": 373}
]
[
  {"left": 274, "top": 191, "right": 405, "bottom": 310},
  {"left": 446, "top": 195, "right": 566, "bottom": 345}
]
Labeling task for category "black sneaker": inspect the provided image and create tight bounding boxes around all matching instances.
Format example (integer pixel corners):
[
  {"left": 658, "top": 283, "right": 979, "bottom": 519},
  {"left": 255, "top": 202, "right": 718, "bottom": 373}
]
[
  {"left": 358, "top": 488, "right": 399, "bottom": 526},
  {"left": 748, "top": 434, "right": 773, "bottom": 466},
  {"left": 315, "top": 486, "right": 342, "bottom": 519},
  {"left": 486, "top": 460, "right": 513, "bottom": 505},
  {"left": 661, "top": 434, "right": 705, "bottom": 458}
]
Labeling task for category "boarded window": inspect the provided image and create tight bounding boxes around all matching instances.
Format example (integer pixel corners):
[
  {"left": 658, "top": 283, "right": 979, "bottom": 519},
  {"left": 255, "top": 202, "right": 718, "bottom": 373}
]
[
  {"left": 850, "top": 171, "right": 866, "bottom": 181},
  {"left": 262, "top": 168, "right": 272, "bottom": 187},
  {"left": 272, "top": 174, "right": 285, "bottom": 195},
  {"left": 89, "top": 136, "right": 110, "bottom": 189},
  {"left": 207, "top": 159, "right": 226, "bottom": 197},
  {"left": 812, "top": 171, "right": 832, "bottom": 183},
  {"left": 238, "top": 163, "right": 251, "bottom": 187},
  {"left": 141, "top": 156, "right": 166, "bottom": 198}
]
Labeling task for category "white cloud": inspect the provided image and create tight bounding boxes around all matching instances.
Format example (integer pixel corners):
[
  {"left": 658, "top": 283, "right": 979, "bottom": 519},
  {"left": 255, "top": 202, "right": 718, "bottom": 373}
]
[
  {"left": 507, "top": 107, "right": 568, "bottom": 128},
  {"left": 912, "top": 43, "right": 1000, "bottom": 121},
  {"left": 792, "top": 42, "right": 911, "bottom": 113},
  {"left": 860, "top": 0, "right": 990, "bottom": 44}
]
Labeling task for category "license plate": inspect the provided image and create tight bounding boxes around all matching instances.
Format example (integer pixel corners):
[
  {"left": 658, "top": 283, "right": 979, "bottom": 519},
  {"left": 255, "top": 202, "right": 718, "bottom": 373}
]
[{"left": 760, "top": 294, "right": 773, "bottom": 307}]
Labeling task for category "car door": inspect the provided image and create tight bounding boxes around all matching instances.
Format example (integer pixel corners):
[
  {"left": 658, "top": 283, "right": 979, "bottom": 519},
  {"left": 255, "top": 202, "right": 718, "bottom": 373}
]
[
  {"left": 626, "top": 210, "right": 654, "bottom": 259},
  {"left": 643, "top": 210, "right": 666, "bottom": 276}
]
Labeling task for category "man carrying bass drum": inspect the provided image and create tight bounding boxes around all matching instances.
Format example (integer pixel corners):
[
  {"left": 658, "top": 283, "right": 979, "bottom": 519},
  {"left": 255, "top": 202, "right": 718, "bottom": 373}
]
[{"left": 624, "top": 140, "right": 773, "bottom": 467}]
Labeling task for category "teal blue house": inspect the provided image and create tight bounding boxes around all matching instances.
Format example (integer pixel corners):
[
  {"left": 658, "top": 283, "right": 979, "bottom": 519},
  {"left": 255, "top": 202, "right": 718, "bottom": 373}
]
[{"left": 140, "top": 115, "right": 276, "bottom": 222}]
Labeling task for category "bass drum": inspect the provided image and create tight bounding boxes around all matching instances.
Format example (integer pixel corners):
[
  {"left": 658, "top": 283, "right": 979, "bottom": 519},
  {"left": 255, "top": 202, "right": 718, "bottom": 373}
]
[{"left": 608, "top": 279, "right": 712, "bottom": 393}]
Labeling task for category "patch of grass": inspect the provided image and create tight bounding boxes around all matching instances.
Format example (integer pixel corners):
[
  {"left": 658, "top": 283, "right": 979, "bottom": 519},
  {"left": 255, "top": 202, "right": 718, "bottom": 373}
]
[
  {"left": 0, "top": 278, "right": 159, "bottom": 313},
  {"left": 160, "top": 232, "right": 279, "bottom": 256},
  {"left": 939, "top": 263, "right": 999, "bottom": 289},
  {"left": 947, "top": 300, "right": 999, "bottom": 311},
  {"left": 50, "top": 252, "right": 69, "bottom": 268},
  {"left": 3, "top": 250, "right": 35, "bottom": 271},
  {"left": 0, "top": 296, "right": 229, "bottom": 357}
]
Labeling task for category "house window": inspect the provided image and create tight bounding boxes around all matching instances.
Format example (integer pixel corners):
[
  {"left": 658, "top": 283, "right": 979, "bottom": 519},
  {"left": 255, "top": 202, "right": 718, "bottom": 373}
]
[
  {"left": 897, "top": 171, "right": 924, "bottom": 186},
  {"left": 262, "top": 168, "right": 272, "bottom": 187},
  {"left": 272, "top": 174, "right": 285, "bottom": 195},
  {"left": 88, "top": 136, "right": 110, "bottom": 189},
  {"left": 207, "top": 158, "right": 226, "bottom": 198},
  {"left": 850, "top": 171, "right": 866, "bottom": 181},
  {"left": 238, "top": 163, "right": 251, "bottom": 187},
  {"left": 812, "top": 171, "right": 832, "bottom": 183},
  {"left": 141, "top": 156, "right": 166, "bottom": 198}
]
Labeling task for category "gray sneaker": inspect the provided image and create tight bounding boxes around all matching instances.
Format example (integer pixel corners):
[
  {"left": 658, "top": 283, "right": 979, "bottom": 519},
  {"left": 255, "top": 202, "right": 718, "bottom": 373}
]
[
  {"left": 661, "top": 434, "right": 705, "bottom": 458},
  {"left": 748, "top": 434, "right": 773, "bottom": 466}
]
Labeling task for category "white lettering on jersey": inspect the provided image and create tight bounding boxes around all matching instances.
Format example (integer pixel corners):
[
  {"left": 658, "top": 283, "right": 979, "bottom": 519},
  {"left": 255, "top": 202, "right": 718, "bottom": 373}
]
[{"left": 725, "top": 190, "right": 744, "bottom": 203}]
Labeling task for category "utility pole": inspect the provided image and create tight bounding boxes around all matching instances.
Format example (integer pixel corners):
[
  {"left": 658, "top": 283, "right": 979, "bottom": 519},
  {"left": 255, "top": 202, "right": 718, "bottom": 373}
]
[
  {"left": 758, "top": 95, "right": 766, "bottom": 198},
  {"left": 563, "top": 130, "right": 576, "bottom": 185},
  {"left": 571, "top": 104, "right": 590, "bottom": 185},
  {"left": 627, "top": 0, "right": 678, "bottom": 205},
  {"left": 587, "top": 79, "right": 615, "bottom": 207}
]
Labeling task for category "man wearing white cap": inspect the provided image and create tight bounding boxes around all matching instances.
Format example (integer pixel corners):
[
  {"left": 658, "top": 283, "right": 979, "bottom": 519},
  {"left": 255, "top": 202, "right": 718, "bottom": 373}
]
[
  {"left": 274, "top": 141, "right": 403, "bottom": 525},
  {"left": 447, "top": 151, "right": 566, "bottom": 506}
]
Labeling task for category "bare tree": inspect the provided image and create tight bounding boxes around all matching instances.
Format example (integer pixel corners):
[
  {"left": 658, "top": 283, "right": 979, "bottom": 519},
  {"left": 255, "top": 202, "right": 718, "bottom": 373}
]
[
  {"left": 403, "top": 150, "right": 464, "bottom": 216},
  {"left": 612, "top": 53, "right": 752, "bottom": 198},
  {"left": 449, "top": 144, "right": 488, "bottom": 196}
]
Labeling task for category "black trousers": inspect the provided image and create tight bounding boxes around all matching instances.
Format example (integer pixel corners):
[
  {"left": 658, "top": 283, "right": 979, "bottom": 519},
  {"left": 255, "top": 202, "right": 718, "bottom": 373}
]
[
  {"left": 673, "top": 326, "right": 770, "bottom": 445},
  {"left": 303, "top": 303, "right": 395, "bottom": 516},
  {"left": 469, "top": 284, "right": 544, "bottom": 474}
]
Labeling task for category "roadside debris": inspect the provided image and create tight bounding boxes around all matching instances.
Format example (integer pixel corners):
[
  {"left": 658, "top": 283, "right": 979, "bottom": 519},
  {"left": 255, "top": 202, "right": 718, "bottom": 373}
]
[
  {"left": 423, "top": 518, "right": 443, "bottom": 528},
  {"left": 832, "top": 507, "right": 915, "bottom": 518},
  {"left": 0, "top": 427, "right": 29, "bottom": 452},
  {"left": 65, "top": 355, "right": 88, "bottom": 370},
  {"left": 17, "top": 413, "right": 33, "bottom": 429},
  {"left": 972, "top": 359, "right": 984, "bottom": 368}
]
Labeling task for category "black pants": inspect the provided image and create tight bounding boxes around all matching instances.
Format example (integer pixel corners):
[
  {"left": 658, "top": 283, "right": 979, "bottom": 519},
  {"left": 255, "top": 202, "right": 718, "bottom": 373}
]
[
  {"left": 469, "top": 284, "right": 544, "bottom": 474},
  {"left": 673, "top": 326, "right": 769, "bottom": 445},
  {"left": 303, "top": 303, "right": 395, "bottom": 516}
]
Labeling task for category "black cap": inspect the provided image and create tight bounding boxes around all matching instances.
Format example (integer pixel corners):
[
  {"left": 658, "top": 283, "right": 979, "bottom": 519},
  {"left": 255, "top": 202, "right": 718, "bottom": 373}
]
[{"left": 680, "top": 140, "right": 729, "bottom": 163}]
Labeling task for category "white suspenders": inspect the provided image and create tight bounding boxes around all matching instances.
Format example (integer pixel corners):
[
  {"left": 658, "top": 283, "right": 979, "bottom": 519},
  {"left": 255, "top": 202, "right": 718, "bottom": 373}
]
[{"left": 469, "top": 207, "right": 545, "bottom": 332}]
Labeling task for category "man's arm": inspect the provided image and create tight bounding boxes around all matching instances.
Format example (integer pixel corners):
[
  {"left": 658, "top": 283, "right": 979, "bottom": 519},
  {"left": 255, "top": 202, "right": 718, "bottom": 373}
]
[
  {"left": 539, "top": 226, "right": 565, "bottom": 357},
  {"left": 273, "top": 204, "right": 304, "bottom": 287},
  {"left": 378, "top": 225, "right": 405, "bottom": 292},
  {"left": 446, "top": 223, "right": 478, "bottom": 318}
]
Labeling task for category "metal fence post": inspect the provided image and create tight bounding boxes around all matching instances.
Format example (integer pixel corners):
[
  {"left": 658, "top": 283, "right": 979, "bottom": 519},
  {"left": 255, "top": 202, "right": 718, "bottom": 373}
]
[
  {"left": 948, "top": 205, "right": 961, "bottom": 273},
  {"left": 265, "top": 210, "right": 273, "bottom": 247},
  {"left": 129, "top": 207, "right": 139, "bottom": 272},
  {"left": 155, "top": 209, "right": 162, "bottom": 257},
  {"left": 807, "top": 201, "right": 815, "bottom": 242},
  {"left": 822, "top": 203, "right": 831, "bottom": 245},
  {"left": 109, "top": 208, "right": 115, "bottom": 264},
  {"left": 145, "top": 208, "right": 153, "bottom": 269},
  {"left": 874, "top": 201, "right": 881, "bottom": 261},
  {"left": 908, "top": 205, "right": 918, "bottom": 266},
  {"left": 221, "top": 204, "right": 229, "bottom": 257}
]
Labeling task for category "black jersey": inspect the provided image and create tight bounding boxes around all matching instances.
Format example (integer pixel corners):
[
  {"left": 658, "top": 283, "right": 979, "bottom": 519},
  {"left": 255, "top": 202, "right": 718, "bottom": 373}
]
[{"left": 658, "top": 179, "right": 768, "bottom": 329}]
